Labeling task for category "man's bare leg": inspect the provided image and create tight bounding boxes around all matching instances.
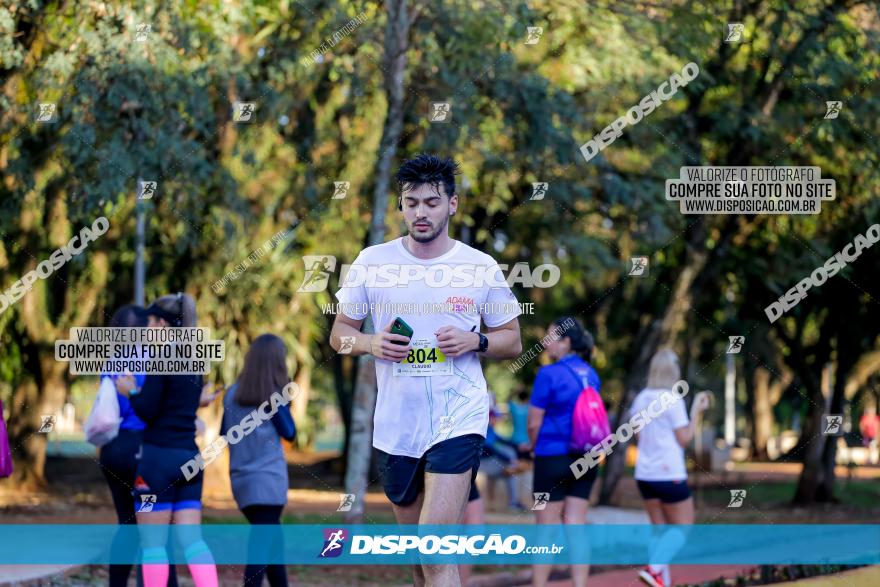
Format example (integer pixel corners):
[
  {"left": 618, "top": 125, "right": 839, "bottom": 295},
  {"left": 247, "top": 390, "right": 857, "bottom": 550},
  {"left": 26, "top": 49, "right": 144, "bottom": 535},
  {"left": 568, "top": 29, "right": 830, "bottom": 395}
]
[
  {"left": 419, "top": 470, "right": 472, "bottom": 586},
  {"left": 392, "top": 492, "right": 426, "bottom": 587}
]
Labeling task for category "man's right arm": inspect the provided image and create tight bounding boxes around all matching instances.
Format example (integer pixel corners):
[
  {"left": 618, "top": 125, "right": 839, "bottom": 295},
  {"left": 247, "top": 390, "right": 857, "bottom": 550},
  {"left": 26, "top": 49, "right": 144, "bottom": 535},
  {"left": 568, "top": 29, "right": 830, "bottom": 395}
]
[
  {"left": 330, "top": 314, "right": 411, "bottom": 361},
  {"left": 330, "top": 313, "right": 370, "bottom": 355}
]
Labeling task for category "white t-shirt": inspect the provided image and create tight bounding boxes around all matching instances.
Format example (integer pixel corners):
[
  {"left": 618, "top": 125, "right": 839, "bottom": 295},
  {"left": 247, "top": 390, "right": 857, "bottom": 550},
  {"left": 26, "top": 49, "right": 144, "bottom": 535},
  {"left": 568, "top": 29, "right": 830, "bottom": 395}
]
[
  {"left": 334, "top": 237, "right": 521, "bottom": 458},
  {"left": 631, "top": 387, "right": 690, "bottom": 481}
]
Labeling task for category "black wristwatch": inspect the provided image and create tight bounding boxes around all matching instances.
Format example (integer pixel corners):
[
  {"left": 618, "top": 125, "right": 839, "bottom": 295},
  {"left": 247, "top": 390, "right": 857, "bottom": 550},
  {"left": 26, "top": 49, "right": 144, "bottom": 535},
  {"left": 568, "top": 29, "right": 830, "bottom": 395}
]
[{"left": 476, "top": 332, "right": 489, "bottom": 353}]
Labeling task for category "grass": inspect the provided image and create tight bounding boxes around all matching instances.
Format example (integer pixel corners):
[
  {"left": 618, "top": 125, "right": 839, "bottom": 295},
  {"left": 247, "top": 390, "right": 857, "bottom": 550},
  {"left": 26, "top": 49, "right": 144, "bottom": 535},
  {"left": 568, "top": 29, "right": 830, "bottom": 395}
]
[{"left": 696, "top": 478, "right": 880, "bottom": 510}]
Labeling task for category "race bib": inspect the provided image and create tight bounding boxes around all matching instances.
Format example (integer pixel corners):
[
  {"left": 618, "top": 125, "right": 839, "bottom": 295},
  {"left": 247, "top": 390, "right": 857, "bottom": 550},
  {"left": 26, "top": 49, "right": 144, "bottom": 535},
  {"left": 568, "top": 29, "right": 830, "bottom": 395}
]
[{"left": 393, "top": 338, "right": 453, "bottom": 377}]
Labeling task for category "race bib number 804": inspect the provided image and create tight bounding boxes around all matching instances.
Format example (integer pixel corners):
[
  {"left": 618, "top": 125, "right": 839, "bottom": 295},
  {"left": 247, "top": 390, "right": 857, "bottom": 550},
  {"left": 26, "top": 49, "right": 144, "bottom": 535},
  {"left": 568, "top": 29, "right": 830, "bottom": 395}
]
[{"left": 393, "top": 338, "right": 453, "bottom": 377}]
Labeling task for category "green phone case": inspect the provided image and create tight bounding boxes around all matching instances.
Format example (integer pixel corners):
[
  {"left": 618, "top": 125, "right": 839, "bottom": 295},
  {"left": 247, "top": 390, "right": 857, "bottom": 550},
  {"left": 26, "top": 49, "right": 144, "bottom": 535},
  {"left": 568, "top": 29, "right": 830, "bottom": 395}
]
[{"left": 390, "top": 317, "right": 413, "bottom": 344}]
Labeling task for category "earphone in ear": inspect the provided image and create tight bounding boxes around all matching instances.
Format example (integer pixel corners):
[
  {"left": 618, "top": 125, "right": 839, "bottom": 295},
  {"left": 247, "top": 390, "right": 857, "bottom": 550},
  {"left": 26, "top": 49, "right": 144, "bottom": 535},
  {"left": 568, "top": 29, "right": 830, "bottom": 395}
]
[{"left": 397, "top": 197, "right": 402, "bottom": 211}]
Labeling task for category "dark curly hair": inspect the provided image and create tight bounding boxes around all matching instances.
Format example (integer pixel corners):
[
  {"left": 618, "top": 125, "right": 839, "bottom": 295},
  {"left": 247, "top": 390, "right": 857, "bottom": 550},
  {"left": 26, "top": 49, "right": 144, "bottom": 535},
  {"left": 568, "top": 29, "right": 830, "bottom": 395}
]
[{"left": 395, "top": 154, "right": 461, "bottom": 199}]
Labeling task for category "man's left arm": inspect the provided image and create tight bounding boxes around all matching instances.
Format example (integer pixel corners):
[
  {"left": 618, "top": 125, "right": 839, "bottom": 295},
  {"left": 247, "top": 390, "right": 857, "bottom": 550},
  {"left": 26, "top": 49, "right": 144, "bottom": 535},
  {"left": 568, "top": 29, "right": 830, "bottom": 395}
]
[
  {"left": 480, "top": 318, "right": 522, "bottom": 359},
  {"left": 435, "top": 318, "right": 522, "bottom": 360}
]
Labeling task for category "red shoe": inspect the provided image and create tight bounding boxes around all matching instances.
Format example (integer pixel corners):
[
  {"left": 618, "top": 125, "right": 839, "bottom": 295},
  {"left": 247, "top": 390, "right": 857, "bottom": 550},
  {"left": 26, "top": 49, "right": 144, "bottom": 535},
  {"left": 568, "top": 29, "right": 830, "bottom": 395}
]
[{"left": 638, "top": 567, "right": 666, "bottom": 587}]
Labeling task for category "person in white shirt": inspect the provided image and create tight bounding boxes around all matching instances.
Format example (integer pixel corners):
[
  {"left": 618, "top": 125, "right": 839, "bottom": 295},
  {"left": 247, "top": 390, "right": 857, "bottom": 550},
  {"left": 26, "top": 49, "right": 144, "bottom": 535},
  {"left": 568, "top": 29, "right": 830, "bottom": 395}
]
[
  {"left": 331, "top": 154, "right": 522, "bottom": 587},
  {"left": 630, "top": 349, "right": 710, "bottom": 587}
]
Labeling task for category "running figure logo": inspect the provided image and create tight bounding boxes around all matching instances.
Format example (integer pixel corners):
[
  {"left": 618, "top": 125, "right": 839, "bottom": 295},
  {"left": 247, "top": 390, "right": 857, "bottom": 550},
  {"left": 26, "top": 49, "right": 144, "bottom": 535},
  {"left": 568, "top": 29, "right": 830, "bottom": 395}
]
[
  {"left": 525, "top": 27, "right": 544, "bottom": 45},
  {"left": 36, "top": 102, "right": 57, "bottom": 123},
  {"left": 297, "top": 255, "right": 337, "bottom": 292},
  {"left": 823, "top": 415, "right": 843, "bottom": 435},
  {"left": 338, "top": 336, "right": 356, "bottom": 355},
  {"left": 532, "top": 492, "right": 550, "bottom": 511},
  {"left": 336, "top": 493, "right": 355, "bottom": 512},
  {"left": 727, "top": 336, "right": 745, "bottom": 354},
  {"left": 233, "top": 102, "right": 256, "bottom": 123},
  {"left": 529, "top": 182, "right": 549, "bottom": 201},
  {"left": 439, "top": 415, "right": 455, "bottom": 434},
  {"left": 333, "top": 182, "right": 350, "bottom": 200},
  {"left": 628, "top": 256, "right": 648, "bottom": 277},
  {"left": 38, "top": 415, "right": 56, "bottom": 433},
  {"left": 135, "top": 23, "right": 151, "bottom": 42},
  {"left": 824, "top": 101, "right": 842, "bottom": 119},
  {"left": 319, "top": 529, "right": 347, "bottom": 558},
  {"left": 727, "top": 489, "right": 746, "bottom": 508},
  {"left": 138, "top": 494, "right": 157, "bottom": 512},
  {"left": 138, "top": 180, "right": 157, "bottom": 200},
  {"left": 725, "top": 23, "right": 745, "bottom": 42},
  {"left": 430, "top": 102, "right": 451, "bottom": 123}
]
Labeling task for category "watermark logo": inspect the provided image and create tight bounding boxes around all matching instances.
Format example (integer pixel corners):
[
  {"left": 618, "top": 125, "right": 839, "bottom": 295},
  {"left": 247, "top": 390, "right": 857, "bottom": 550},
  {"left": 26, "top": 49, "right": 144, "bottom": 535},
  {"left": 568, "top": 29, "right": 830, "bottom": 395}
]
[
  {"left": 349, "top": 533, "right": 541, "bottom": 556},
  {"left": 138, "top": 494, "right": 157, "bottom": 512},
  {"left": 529, "top": 182, "right": 549, "bottom": 201},
  {"left": 531, "top": 493, "right": 550, "bottom": 510},
  {"left": 824, "top": 101, "right": 842, "bottom": 119},
  {"left": 727, "top": 489, "right": 747, "bottom": 508},
  {"left": 38, "top": 415, "right": 55, "bottom": 433},
  {"left": 823, "top": 414, "right": 843, "bottom": 436},
  {"left": 509, "top": 316, "right": 576, "bottom": 374},
  {"left": 336, "top": 262, "right": 559, "bottom": 290},
  {"left": 138, "top": 180, "right": 157, "bottom": 200},
  {"left": 525, "top": 27, "right": 543, "bottom": 45},
  {"left": 212, "top": 226, "right": 297, "bottom": 293},
  {"left": 298, "top": 255, "right": 338, "bottom": 293},
  {"left": 439, "top": 416, "right": 455, "bottom": 434},
  {"left": 725, "top": 23, "right": 745, "bottom": 42},
  {"left": 581, "top": 62, "right": 699, "bottom": 163},
  {"left": 319, "top": 529, "right": 348, "bottom": 558},
  {"left": 430, "top": 102, "right": 451, "bottom": 123},
  {"left": 0, "top": 217, "right": 110, "bottom": 316},
  {"left": 333, "top": 181, "right": 350, "bottom": 200},
  {"left": 571, "top": 381, "right": 692, "bottom": 478},
  {"left": 338, "top": 336, "right": 356, "bottom": 354},
  {"left": 181, "top": 383, "right": 299, "bottom": 480},
  {"left": 36, "top": 102, "right": 57, "bottom": 123},
  {"left": 765, "top": 224, "right": 879, "bottom": 322},
  {"left": 629, "top": 256, "right": 648, "bottom": 277},
  {"left": 727, "top": 336, "right": 744, "bottom": 354},
  {"left": 233, "top": 102, "right": 256, "bottom": 123},
  {"left": 300, "top": 12, "right": 368, "bottom": 68},
  {"left": 135, "top": 23, "right": 151, "bottom": 42},
  {"left": 667, "top": 166, "right": 834, "bottom": 215},
  {"left": 337, "top": 494, "right": 355, "bottom": 512}
]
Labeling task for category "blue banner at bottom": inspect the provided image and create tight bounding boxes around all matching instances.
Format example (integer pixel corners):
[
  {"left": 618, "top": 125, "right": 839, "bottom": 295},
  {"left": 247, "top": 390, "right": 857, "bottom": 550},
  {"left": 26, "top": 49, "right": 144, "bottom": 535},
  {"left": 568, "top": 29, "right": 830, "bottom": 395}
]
[{"left": 0, "top": 524, "right": 876, "bottom": 565}]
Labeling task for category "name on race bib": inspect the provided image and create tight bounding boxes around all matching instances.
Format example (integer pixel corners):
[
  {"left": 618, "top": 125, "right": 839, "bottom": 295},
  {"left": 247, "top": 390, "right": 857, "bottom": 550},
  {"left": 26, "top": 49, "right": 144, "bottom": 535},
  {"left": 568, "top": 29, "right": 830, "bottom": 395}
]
[{"left": 393, "top": 338, "right": 453, "bottom": 377}]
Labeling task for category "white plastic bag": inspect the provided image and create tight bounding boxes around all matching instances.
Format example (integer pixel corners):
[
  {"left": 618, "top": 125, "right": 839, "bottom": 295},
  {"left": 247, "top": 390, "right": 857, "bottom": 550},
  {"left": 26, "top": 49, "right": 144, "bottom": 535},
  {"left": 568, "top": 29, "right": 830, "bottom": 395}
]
[{"left": 85, "top": 376, "right": 121, "bottom": 447}]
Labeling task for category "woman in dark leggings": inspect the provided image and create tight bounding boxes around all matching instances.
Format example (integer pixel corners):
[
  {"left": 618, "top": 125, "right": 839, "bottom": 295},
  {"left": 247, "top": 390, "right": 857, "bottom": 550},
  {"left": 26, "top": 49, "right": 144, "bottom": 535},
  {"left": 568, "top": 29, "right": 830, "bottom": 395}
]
[
  {"left": 98, "top": 304, "right": 178, "bottom": 587},
  {"left": 222, "top": 334, "right": 296, "bottom": 586}
]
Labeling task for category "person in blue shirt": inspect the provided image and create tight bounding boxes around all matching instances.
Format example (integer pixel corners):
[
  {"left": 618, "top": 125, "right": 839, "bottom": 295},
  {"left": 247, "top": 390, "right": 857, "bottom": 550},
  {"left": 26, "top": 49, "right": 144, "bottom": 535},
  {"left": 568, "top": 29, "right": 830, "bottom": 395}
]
[
  {"left": 479, "top": 406, "right": 526, "bottom": 512},
  {"left": 508, "top": 388, "right": 531, "bottom": 457},
  {"left": 526, "top": 316, "right": 600, "bottom": 587},
  {"left": 221, "top": 333, "right": 296, "bottom": 587},
  {"left": 98, "top": 304, "right": 179, "bottom": 587}
]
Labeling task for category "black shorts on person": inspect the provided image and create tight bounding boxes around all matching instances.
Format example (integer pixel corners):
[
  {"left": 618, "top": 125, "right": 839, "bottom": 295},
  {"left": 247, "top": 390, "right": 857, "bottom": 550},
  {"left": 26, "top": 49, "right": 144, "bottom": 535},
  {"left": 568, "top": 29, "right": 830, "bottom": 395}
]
[
  {"left": 132, "top": 443, "right": 204, "bottom": 512},
  {"left": 377, "top": 434, "right": 484, "bottom": 507},
  {"left": 532, "top": 453, "right": 599, "bottom": 502},
  {"left": 636, "top": 479, "right": 691, "bottom": 504}
]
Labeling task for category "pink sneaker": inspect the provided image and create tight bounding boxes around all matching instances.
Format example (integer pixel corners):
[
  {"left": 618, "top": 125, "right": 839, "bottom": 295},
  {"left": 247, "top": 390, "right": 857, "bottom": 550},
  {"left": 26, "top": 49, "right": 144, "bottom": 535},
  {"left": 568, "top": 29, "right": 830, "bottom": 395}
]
[{"left": 638, "top": 567, "right": 666, "bottom": 587}]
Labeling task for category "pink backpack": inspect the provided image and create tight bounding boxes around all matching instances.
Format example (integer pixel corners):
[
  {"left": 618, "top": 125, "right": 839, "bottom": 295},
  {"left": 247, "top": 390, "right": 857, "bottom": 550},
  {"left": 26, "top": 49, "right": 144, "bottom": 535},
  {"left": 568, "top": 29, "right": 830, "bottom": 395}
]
[{"left": 561, "top": 363, "right": 610, "bottom": 453}]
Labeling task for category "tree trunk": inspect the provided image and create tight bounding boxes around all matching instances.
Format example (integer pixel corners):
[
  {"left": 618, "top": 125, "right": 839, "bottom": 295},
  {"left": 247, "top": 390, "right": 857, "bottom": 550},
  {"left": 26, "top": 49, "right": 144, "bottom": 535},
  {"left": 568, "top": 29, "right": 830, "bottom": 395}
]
[
  {"left": 752, "top": 367, "right": 774, "bottom": 460},
  {"left": 792, "top": 363, "right": 832, "bottom": 504},
  {"left": 342, "top": 0, "right": 410, "bottom": 523}
]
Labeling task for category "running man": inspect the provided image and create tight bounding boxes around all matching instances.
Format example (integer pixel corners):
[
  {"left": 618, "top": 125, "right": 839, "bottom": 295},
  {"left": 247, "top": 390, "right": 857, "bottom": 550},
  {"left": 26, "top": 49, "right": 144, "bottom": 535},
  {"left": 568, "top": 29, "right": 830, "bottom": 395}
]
[{"left": 331, "top": 154, "right": 522, "bottom": 587}]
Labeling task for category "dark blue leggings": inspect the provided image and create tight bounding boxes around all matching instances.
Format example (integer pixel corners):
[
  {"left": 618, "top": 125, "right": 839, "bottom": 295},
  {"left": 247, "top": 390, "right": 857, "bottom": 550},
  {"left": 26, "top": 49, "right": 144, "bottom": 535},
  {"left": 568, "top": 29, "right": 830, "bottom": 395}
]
[{"left": 241, "top": 504, "right": 288, "bottom": 587}]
